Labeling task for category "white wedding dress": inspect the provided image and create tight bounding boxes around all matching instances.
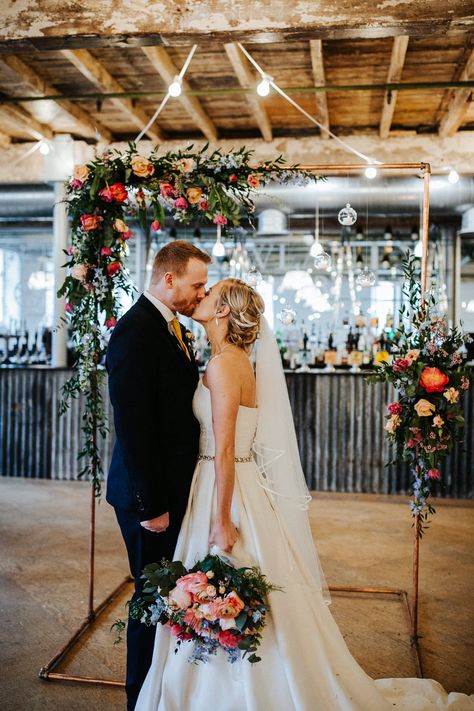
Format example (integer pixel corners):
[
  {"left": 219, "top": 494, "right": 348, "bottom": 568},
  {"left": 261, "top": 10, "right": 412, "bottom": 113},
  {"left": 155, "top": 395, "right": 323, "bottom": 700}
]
[{"left": 136, "top": 379, "right": 473, "bottom": 711}]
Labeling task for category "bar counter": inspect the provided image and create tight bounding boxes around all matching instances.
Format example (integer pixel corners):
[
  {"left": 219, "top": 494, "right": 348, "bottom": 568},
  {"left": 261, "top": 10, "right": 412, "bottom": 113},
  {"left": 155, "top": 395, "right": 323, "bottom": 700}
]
[{"left": 1, "top": 367, "right": 473, "bottom": 498}]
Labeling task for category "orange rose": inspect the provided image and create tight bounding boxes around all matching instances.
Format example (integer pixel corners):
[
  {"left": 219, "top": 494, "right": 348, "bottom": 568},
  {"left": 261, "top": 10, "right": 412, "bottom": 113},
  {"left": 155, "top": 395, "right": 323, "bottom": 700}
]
[
  {"left": 186, "top": 187, "right": 203, "bottom": 204},
  {"left": 420, "top": 367, "right": 449, "bottom": 393},
  {"left": 131, "top": 156, "right": 155, "bottom": 178}
]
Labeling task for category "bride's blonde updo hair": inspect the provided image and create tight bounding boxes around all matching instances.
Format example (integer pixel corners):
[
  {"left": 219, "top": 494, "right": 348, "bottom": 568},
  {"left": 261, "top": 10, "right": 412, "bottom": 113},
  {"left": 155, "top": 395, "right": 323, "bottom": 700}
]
[{"left": 216, "top": 278, "right": 265, "bottom": 351}]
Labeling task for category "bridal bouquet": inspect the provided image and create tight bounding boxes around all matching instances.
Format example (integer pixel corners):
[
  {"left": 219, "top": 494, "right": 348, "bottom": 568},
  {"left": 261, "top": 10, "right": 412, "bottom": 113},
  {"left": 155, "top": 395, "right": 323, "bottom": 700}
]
[
  {"left": 368, "top": 253, "right": 471, "bottom": 534},
  {"left": 129, "top": 554, "right": 280, "bottom": 664}
]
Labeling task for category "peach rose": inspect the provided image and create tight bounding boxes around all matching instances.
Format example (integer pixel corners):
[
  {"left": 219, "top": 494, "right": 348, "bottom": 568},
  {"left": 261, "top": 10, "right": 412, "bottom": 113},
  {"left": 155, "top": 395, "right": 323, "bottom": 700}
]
[
  {"left": 168, "top": 586, "right": 192, "bottom": 610},
  {"left": 73, "top": 164, "right": 89, "bottom": 182},
  {"left": 420, "top": 367, "right": 449, "bottom": 393},
  {"left": 406, "top": 349, "right": 420, "bottom": 362},
  {"left": 71, "top": 263, "right": 88, "bottom": 282},
  {"left": 247, "top": 173, "right": 261, "bottom": 188},
  {"left": 443, "top": 387, "right": 460, "bottom": 404},
  {"left": 176, "top": 158, "right": 196, "bottom": 173},
  {"left": 211, "top": 591, "right": 245, "bottom": 619},
  {"left": 186, "top": 187, "right": 203, "bottom": 204},
  {"left": 433, "top": 415, "right": 444, "bottom": 427},
  {"left": 414, "top": 399, "right": 436, "bottom": 417},
  {"left": 176, "top": 572, "right": 209, "bottom": 596},
  {"left": 198, "top": 603, "right": 218, "bottom": 622},
  {"left": 131, "top": 155, "right": 155, "bottom": 178},
  {"left": 385, "top": 415, "right": 401, "bottom": 434},
  {"left": 113, "top": 218, "right": 129, "bottom": 233},
  {"left": 80, "top": 214, "right": 103, "bottom": 231}
]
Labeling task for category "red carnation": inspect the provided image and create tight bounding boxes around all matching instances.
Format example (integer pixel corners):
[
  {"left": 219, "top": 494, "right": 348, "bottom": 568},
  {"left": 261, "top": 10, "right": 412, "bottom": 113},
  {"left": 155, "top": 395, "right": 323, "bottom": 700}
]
[
  {"left": 229, "top": 174, "right": 238, "bottom": 183},
  {"left": 150, "top": 220, "right": 161, "bottom": 232},
  {"left": 427, "top": 468, "right": 441, "bottom": 480},
  {"left": 105, "top": 317, "right": 117, "bottom": 329},
  {"left": 388, "top": 402, "right": 403, "bottom": 415},
  {"left": 218, "top": 630, "right": 242, "bottom": 649},
  {"left": 100, "top": 246, "right": 112, "bottom": 257}
]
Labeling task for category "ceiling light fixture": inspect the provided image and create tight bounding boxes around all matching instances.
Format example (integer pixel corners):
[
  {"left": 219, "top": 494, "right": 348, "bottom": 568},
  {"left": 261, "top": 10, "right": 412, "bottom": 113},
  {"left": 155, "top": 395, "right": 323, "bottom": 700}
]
[
  {"left": 168, "top": 76, "right": 183, "bottom": 97},
  {"left": 256, "top": 75, "right": 271, "bottom": 97}
]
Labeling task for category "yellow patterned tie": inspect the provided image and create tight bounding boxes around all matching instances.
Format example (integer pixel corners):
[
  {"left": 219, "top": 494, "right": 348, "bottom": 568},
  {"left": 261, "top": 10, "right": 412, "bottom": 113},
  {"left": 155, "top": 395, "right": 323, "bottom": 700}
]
[{"left": 170, "top": 318, "right": 191, "bottom": 360}]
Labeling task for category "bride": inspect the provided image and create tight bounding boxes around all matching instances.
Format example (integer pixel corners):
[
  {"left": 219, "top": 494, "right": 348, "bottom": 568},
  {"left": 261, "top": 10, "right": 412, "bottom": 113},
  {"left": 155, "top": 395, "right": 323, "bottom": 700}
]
[{"left": 136, "top": 277, "right": 473, "bottom": 711}]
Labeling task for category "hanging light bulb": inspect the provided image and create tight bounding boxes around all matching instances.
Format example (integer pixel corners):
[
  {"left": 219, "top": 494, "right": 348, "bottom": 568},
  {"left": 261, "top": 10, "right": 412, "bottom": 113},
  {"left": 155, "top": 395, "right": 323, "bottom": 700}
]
[
  {"left": 279, "top": 306, "right": 296, "bottom": 325},
  {"left": 256, "top": 75, "right": 271, "bottom": 97},
  {"left": 365, "top": 166, "right": 377, "bottom": 180},
  {"left": 245, "top": 265, "right": 262, "bottom": 286},
  {"left": 168, "top": 75, "right": 182, "bottom": 97},
  {"left": 212, "top": 225, "right": 225, "bottom": 258},
  {"left": 447, "top": 169, "right": 459, "bottom": 184},
  {"left": 313, "top": 252, "right": 332, "bottom": 270},
  {"left": 338, "top": 203, "right": 357, "bottom": 226},
  {"left": 39, "top": 140, "right": 50, "bottom": 155},
  {"left": 356, "top": 267, "right": 376, "bottom": 287}
]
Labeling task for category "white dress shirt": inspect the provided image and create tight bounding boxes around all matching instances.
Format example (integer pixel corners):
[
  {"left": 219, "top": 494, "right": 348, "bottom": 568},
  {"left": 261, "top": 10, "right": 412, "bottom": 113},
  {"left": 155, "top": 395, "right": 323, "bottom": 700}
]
[{"left": 144, "top": 291, "right": 177, "bottom": 337}]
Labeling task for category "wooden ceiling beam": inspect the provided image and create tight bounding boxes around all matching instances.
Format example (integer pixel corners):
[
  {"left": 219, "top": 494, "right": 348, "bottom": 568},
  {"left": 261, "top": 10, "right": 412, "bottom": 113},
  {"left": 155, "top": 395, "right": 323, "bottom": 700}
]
[
  {"left": 224, "top": 43, "right": 272, "bottom": 143},
  {"left": 61, "top": 49, "right": 162, "bottom": 142},
  {"left": 379, "top": 35, "right": 409, "bottom": 139},
  {"left": 141, "top": 46, "right": 218, "bottom": 142},
  {"left": 309, "top": 39, "right": 329, "bottom": 140},
  {"left": 0, "top": 54, "right": 112, "bottom": 141},
  {"left": 0, "top": 104, "right": 53, "bottom": 140},
  {"left": 439, "top": 46, "right": 474, "bottom": 137}
]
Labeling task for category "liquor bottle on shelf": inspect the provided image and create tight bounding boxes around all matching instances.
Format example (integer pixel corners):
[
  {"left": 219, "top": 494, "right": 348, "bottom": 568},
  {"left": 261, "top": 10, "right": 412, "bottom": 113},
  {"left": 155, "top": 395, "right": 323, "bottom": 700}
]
[{"left": 324, "top": 331, "right": 338, "bottom": 368}]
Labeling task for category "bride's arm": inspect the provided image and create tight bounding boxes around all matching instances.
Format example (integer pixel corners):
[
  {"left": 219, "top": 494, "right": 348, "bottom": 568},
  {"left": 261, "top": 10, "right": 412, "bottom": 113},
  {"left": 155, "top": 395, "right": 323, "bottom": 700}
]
[{"left": 206, "top": 357, "right": 240, "bottom": 553}]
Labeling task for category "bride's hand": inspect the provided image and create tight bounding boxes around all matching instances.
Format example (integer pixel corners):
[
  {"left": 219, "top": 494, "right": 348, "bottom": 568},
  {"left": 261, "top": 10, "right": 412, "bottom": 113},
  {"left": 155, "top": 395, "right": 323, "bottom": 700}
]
[{"left": 209, "top": 520, "right": 239, "bottom": 553}]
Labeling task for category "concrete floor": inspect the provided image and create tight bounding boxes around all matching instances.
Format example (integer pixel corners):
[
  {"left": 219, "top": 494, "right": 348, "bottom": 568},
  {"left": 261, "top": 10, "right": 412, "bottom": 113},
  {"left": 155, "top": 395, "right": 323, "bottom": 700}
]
[{"left": 0, "top": 479, "right": 472, "bottom": 711}]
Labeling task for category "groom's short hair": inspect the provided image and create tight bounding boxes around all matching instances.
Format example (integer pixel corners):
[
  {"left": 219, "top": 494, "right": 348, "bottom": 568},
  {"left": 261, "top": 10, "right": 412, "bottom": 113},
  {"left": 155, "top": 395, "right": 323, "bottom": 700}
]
[{"left": 151, "top": 240, "right": 211, "bottom": 282}]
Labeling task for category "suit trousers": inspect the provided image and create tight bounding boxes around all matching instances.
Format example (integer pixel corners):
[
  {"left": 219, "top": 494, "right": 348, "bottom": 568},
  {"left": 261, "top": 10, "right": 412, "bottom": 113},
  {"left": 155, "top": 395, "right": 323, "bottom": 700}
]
[{"left": 115, "top": 507, "right": 181, "bottom": 711}]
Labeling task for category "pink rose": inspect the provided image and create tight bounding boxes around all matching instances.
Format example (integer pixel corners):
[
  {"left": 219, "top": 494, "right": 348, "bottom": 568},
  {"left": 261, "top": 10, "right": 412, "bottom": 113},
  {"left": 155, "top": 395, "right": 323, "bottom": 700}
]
[
  {"left": 218, "top": 629, "right": 242, "bottom": 649},
  {"left": 98, "top": 187, "right": 113, "bottom": 202},
  {"left": 213, "top": 214, "right": 228, "bottom": 225},
  {"left": 176, "top": 572, "right": 209, "bottom": 596},
  {"left": 107, "top": 261, "right": 122, "bottom": 277},
  {"left": 71, "top": 263, "right": 88, "bottom": 282},
  {"left": 150, "top": 220, "right": 161, "bottom": 232},
  {"left": 168, "top": 586, "right": 192, "bottom": 610},
  {"left": 69, "top": 178, "right": 83, "bottom": 190},
  {"left": 160, "top": 182, "right": 175, "bottom": 198},
  {"left": 174, "top": 197, "right": 188, "bottom": 210},
  {"left": 121, "top": 229, "right": 133, "bottom": 241},
  {"left": 198, "top": 199, "right": 209, "bottom": 211},
  {"left": 427, "top": 468, "right": 441, "bottom": 480},
  {"left": 67, "top": 246, "right": 74, "bottom": 255},
  {"left": 80, "top": 214, "right": 103, "bottom": 231},
  {"left": 64, "top": 303, "right": 74, "bottom": 312},
  {"left": 392, "top": 358, "right": 411, "bottom": 373},
  {"left": 100, "top": 246, "right": 112, "bottom": 257},
  {"left": 388, "top": 402, "right": 403, "bottom": 415},
  {"left": 406, "top": 438, "right": 417, "bottom": 449},
  {"left": 105, "top": 317, "right": 117, "bottom": 329}
]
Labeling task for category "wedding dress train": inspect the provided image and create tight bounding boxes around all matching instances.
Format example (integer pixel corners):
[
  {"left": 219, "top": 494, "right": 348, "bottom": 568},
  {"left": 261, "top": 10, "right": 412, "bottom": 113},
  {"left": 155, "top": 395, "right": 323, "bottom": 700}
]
[{"left": 136, "top": 380, "right": 473, "bottom": 711}]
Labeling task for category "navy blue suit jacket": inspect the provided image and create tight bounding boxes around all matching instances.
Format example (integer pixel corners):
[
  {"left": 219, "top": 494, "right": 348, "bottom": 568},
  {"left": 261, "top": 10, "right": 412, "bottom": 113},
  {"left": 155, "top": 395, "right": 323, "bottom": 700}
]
[{"left": 106, "top": 294, "right": 200, "bottom": 522}]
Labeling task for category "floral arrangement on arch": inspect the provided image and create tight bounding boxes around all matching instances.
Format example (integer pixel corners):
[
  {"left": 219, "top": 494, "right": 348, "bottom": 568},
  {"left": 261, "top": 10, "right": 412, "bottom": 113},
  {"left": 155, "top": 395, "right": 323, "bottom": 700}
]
[
  {"left": 368, "top": 254, "right": 471, "bottom": 535},
  {"left": 120, "top": 553, "right": 280, "bottom": 665},
  {"left": 58, "top": 144, "right": 313, "bottom": 493}
]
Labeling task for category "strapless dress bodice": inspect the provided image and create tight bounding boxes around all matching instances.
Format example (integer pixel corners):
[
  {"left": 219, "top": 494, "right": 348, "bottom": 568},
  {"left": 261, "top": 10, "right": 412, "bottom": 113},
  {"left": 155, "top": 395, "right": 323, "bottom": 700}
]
[{"left": 192, "top": 378, "right": 258, "bottom": 458}]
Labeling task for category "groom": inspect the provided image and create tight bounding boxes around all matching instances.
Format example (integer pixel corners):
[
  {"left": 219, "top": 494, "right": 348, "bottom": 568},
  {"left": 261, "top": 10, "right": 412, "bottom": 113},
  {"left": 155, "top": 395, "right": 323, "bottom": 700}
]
[{"left": 106, "top": 240, "right": 211, "bottom": 710}]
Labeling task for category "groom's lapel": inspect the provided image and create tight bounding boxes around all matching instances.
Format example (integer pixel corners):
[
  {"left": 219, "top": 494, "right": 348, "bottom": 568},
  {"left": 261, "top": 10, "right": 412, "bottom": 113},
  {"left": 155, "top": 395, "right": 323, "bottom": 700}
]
[{"left": 137, "top": 295, "right": 197, "bottom": 372}]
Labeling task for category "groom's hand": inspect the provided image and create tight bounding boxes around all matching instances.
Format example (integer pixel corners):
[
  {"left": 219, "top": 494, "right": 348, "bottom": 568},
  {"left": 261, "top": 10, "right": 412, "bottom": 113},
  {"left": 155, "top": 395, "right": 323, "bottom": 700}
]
[{"left": 140, "top": 512, "right": 169, "bottom": 533}]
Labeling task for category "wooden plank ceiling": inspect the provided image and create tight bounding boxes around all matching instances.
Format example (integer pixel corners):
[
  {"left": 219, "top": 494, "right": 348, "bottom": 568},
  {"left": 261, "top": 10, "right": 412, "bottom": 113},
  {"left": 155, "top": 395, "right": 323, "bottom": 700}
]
[{"left": 0, "top": 33, "right": 473, "bottom": 145}]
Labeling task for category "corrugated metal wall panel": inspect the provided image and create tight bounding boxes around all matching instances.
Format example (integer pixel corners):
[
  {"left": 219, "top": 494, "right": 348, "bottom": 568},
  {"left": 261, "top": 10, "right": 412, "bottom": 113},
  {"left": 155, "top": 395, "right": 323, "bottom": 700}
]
[{"left": 0, "top": 368, "right": 472, "bottom": 497}]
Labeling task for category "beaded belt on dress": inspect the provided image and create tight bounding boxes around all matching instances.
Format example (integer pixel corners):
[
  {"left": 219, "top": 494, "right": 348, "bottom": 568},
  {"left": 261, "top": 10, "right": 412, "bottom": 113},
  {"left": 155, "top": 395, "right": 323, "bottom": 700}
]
[{"left": 198, "top": 453, "right": 253, "bottom": 463}]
